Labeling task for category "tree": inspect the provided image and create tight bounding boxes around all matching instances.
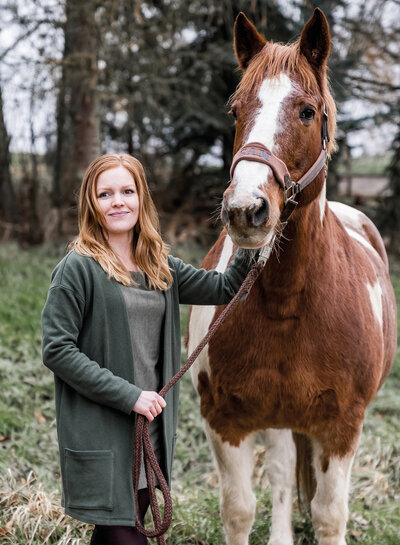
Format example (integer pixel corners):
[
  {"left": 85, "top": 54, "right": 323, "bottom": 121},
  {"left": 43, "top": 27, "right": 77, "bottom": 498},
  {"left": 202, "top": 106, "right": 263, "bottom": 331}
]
[
  {"left": 0, "top": 0, "right": 63, "bottom": 242},
  {"left": 0, "top": 83, "right": 17, "bottom": 239},
  {"left": 52, "top": 0, "right": 100, "bottom": 236},
  {"left": 378, "top": 105, "right": 400, "bottom": 251}
]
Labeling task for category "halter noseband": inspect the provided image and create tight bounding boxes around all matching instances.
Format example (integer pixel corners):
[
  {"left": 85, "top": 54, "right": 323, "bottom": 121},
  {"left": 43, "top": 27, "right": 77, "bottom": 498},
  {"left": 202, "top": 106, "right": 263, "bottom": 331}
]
[{"left": 229, "top": 106, "right": 330, "bottom": 223}]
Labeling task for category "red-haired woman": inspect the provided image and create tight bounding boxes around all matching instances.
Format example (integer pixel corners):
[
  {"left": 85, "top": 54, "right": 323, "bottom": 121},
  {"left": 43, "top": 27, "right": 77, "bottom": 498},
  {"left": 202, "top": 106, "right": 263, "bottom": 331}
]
[{"left": 42, "top": 154, "right": 253, "bottom": 545}]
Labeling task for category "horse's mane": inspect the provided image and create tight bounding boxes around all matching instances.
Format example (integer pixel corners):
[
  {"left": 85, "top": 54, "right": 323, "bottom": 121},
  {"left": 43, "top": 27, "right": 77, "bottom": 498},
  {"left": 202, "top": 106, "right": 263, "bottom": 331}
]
[{"left": 231, "top": 41, "right": 337, "bottom": 155}]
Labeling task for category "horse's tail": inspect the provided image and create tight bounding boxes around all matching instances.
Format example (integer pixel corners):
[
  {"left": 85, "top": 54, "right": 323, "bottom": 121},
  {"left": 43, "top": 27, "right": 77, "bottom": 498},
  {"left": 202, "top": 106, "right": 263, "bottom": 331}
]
[{"left": 293, "top": 432, "right": 316, "bottom": 508}]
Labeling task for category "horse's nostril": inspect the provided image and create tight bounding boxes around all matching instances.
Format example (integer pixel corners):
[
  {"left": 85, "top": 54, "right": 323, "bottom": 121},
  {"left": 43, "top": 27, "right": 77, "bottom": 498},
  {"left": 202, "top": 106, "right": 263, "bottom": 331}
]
[{"left": 251, "top": 197, "right": 269, "bottom": 227}]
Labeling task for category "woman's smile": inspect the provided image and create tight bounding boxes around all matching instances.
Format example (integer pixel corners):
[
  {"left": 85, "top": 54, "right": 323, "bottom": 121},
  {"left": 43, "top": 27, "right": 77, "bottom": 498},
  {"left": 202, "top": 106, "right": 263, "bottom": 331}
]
[{"left": 109, "top": 211, "right": 130, "bottom": 216}]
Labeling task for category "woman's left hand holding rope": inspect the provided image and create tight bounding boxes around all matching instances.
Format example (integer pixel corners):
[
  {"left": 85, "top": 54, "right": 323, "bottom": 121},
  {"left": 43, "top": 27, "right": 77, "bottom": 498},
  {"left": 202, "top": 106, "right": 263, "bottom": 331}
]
[{"left": 133, "top": 391, "right": 166, "bottom": 421}]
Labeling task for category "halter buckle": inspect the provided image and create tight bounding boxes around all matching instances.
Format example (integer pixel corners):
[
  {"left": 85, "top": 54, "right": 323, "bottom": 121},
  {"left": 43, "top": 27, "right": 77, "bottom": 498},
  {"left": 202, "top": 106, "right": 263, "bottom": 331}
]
[{"left": 284, "top": 180, "right": 300, "bottom": 206}]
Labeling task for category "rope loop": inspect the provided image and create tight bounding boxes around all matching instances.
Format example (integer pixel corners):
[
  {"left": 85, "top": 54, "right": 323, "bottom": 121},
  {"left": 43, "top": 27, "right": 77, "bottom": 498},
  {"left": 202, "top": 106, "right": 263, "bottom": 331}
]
[{"left": 133, "top": 254, "right": 268, "bottom": 541}]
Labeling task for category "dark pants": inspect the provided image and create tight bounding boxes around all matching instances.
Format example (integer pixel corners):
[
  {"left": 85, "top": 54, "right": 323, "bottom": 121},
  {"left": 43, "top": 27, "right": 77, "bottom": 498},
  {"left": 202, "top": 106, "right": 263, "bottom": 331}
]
[{"left": 90, "top": 489, "right": 150, "bottom": 545}]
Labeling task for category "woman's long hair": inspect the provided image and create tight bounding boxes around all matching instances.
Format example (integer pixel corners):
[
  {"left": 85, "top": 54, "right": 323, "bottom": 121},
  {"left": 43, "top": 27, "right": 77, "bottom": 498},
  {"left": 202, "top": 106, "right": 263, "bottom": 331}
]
[{"left": 70, "top": 154, "right": 173, "bottom": 290}]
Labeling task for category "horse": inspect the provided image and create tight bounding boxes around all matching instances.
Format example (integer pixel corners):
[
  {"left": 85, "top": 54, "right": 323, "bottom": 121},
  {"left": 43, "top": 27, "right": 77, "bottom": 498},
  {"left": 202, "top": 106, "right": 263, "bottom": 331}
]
[{"left": 187, "top": 9, "right": 397, "bottom": 545}]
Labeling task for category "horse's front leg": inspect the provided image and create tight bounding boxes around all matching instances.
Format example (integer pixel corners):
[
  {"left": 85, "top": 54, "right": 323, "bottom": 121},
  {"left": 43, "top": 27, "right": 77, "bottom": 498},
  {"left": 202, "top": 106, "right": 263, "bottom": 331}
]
[
  {"left": 205, "top": 423, "right": 256, "bottom": 545},
  {"left": 311, "top": 438, "right": 359, "bottom": 545},
  {"left": 261, "top": 429, "right": 296, "bottom": 545}
]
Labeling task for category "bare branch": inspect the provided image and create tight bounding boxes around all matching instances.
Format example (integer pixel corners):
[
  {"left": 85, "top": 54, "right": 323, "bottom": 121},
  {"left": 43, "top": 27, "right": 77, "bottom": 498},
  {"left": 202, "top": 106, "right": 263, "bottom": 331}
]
[
  {"left": 348, "top": 76, "right": 400, "bottom": 92},
  {"left": 0, "top": 19, "right": 62, "bottom": 61}
]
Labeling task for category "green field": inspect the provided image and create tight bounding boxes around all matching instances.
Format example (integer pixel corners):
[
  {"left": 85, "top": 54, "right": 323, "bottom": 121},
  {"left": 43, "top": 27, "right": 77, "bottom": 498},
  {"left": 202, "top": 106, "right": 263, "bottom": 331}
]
[{"left": 0, "top": 242, "right": 399, "bottom": 544}]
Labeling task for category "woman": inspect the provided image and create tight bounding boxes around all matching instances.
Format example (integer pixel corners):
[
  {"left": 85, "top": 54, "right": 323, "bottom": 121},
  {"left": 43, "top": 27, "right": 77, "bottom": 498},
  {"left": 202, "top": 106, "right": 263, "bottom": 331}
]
[{"left": 42, "top": 154, "right": 253, "bottom": 545}]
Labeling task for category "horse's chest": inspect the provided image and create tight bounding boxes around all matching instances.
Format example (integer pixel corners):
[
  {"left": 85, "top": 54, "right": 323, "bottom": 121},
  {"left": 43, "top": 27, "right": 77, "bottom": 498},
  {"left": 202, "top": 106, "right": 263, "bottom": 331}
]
[{"left": 195, "top": 287, "right": 378, "bottom": 446}]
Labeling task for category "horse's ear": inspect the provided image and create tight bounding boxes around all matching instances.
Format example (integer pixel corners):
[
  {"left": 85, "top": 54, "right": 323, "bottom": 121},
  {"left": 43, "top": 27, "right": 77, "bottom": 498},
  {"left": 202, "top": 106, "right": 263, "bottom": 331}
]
[
  {"left": 299, "top": 8, "right": 331, "bottom": 81},
  {"left": 234, "top": 12, "right": 266, "bottom": 70}
]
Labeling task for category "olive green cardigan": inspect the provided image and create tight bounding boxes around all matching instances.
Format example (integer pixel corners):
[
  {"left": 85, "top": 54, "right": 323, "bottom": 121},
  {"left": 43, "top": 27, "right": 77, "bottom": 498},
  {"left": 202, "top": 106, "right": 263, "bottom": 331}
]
[{"left": 41, "top": 249, "right": 251, "bottom": 526}]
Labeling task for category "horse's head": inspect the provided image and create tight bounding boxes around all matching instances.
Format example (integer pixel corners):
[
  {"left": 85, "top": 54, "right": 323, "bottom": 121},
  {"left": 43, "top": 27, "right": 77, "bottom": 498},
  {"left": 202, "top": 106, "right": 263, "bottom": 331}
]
[{"left": 221, "top": 9, "right": 336, "bottom": 249}]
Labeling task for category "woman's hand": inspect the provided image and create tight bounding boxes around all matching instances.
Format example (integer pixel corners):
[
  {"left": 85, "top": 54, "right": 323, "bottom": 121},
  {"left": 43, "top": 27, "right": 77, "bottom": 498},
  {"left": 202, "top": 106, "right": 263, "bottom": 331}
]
[{"left": 133, "top": 391, "right": 166, "bottom": 422}]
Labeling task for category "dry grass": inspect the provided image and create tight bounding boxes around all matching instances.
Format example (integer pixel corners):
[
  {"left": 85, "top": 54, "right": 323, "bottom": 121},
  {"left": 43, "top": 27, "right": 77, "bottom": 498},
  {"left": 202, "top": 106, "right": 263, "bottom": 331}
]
[{"left": 0, "top": 470, "right": 91, "bottom": 545}]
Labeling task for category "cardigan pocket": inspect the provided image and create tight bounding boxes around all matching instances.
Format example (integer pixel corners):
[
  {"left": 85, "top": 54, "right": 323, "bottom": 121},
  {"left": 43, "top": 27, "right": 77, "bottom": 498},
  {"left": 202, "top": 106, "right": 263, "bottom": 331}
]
[{"left": 64, "top": 449, "right": 114, "bottom": 510}]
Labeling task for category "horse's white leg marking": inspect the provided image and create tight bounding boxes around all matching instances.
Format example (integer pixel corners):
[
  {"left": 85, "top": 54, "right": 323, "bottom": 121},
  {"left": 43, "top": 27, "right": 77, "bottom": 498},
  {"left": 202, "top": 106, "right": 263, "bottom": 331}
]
[
  {"left": 319, "top": 183, "right": 326, "bottom": 226},
  {"left": 189, "top": 234, "right": 233, "bottom": 389},
  {"left": 366, "top": 281, "right": 383, "bottom": 329},
  {"left": 206, "top": 423, "right": 256, "bottom": 545},
  {"left": 232, "top": 75, "right": 293, "bottom": 205},
  {"left": 311, "top": 441, "right": 357, "bottom": 545},
  {"left": 262, "top": 429, "right": 296, "bottom": 545}
]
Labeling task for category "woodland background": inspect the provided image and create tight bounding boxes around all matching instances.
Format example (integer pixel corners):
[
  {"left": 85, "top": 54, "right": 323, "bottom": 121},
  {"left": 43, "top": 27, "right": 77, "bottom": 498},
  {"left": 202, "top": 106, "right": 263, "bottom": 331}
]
[
  {"left": 0, "top": 1, "right": 400, "bottom": 544},
  {"left": 0, "top": 0, "right": 399, "bottom": 248}
]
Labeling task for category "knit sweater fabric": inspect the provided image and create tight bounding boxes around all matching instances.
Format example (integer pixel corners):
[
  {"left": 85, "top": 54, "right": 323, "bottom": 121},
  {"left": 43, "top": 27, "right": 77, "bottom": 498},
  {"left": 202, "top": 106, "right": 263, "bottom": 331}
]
[{"left": 120, "top": 271, "right": 165, "bottom": 489}]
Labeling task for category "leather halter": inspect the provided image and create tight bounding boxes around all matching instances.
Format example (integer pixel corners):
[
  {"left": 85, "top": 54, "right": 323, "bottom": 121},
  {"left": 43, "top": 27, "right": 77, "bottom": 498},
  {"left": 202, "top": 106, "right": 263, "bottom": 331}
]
[{"left": 229, "top": 107, "right": 330, "bottom": 223}]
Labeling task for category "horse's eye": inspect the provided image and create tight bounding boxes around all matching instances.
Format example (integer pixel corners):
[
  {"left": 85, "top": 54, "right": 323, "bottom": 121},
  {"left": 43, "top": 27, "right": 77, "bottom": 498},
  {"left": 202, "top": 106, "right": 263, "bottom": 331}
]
[
  {"left": 300, "top": 108, "right": 315, "bottom": 121},
  {"left": 229, "top": 108, "right": 237, "bottom": 120}
]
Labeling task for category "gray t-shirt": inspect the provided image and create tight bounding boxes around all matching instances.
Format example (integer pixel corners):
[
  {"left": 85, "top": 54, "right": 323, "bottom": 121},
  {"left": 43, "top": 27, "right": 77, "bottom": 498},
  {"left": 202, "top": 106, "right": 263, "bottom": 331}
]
[{"left": 120, "top": 271, "right": 166, "bottom": 489}]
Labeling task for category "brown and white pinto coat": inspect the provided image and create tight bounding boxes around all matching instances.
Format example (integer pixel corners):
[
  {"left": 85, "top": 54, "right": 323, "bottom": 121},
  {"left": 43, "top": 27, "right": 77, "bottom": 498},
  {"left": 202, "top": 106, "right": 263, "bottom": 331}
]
[{"left": 188, "top": 9, "right": 397, "bottom": 545}]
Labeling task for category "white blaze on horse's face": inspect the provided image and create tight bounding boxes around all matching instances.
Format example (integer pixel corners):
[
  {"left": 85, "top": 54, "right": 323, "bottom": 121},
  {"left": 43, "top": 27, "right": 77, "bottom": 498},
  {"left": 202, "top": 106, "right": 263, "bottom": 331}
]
[
  {"left": 223, "top": 74, "right": 293, "bottom": 249},
  {"left": 245, "top": 74, "right": 293, "bottom": 149}
]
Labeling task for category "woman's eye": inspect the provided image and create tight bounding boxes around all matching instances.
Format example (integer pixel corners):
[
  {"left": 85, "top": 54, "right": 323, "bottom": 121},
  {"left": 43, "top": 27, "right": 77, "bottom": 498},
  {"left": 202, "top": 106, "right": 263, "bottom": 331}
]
[
  {"left": 98, "top": 192, "right": 109, "bottom": 198},
  {"left": 300, "top": 108, "right": 315, "bottom": 121},
  {"left": 124, "top": 189, "right": 135, "bottom": 194}
]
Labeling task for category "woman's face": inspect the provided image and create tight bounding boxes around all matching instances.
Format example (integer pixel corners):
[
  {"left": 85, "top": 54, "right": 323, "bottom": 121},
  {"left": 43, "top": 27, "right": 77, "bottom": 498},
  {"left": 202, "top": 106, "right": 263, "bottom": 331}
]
[{"left": 96, "top": 166, "right": 139, "bottom": 237}]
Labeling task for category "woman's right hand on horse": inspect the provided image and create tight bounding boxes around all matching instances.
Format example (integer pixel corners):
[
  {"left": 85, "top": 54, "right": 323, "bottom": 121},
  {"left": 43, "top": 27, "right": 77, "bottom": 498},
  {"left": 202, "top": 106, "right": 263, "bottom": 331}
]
[{"left": 133, "top": 391, "right": 166, "bottom": 421}]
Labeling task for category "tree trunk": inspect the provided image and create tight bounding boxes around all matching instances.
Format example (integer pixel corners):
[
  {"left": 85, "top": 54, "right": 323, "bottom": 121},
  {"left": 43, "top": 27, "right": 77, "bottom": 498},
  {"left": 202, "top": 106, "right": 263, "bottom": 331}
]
[
  {"left": 52, "top": 0, "right": 100, "bottom": 238},
  {"left": 386, "top": 127, "right": 400, "bottom": 253},
  {"left": 0, "top": 85, "right": 17, "bottom": 239}
]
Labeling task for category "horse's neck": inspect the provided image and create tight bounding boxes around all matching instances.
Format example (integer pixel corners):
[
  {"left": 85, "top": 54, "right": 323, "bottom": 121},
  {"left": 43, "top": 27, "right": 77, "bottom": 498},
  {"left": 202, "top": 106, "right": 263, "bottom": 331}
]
[{"left": 263, "top": 197, "right": 328, "bottom": 293}]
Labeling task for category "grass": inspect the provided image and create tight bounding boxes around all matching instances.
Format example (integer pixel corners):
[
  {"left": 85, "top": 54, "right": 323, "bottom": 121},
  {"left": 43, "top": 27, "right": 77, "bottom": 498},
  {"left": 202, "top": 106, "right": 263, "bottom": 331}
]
[{"left": 0, "top": 241, "right": 399, "bottom": 544}]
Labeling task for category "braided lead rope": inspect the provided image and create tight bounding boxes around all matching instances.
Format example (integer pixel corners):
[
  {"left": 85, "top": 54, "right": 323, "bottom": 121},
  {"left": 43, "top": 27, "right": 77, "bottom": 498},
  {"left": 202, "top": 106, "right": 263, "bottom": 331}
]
[{"left": 133, "top": 241, "right": 274, "bottom": 541}]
